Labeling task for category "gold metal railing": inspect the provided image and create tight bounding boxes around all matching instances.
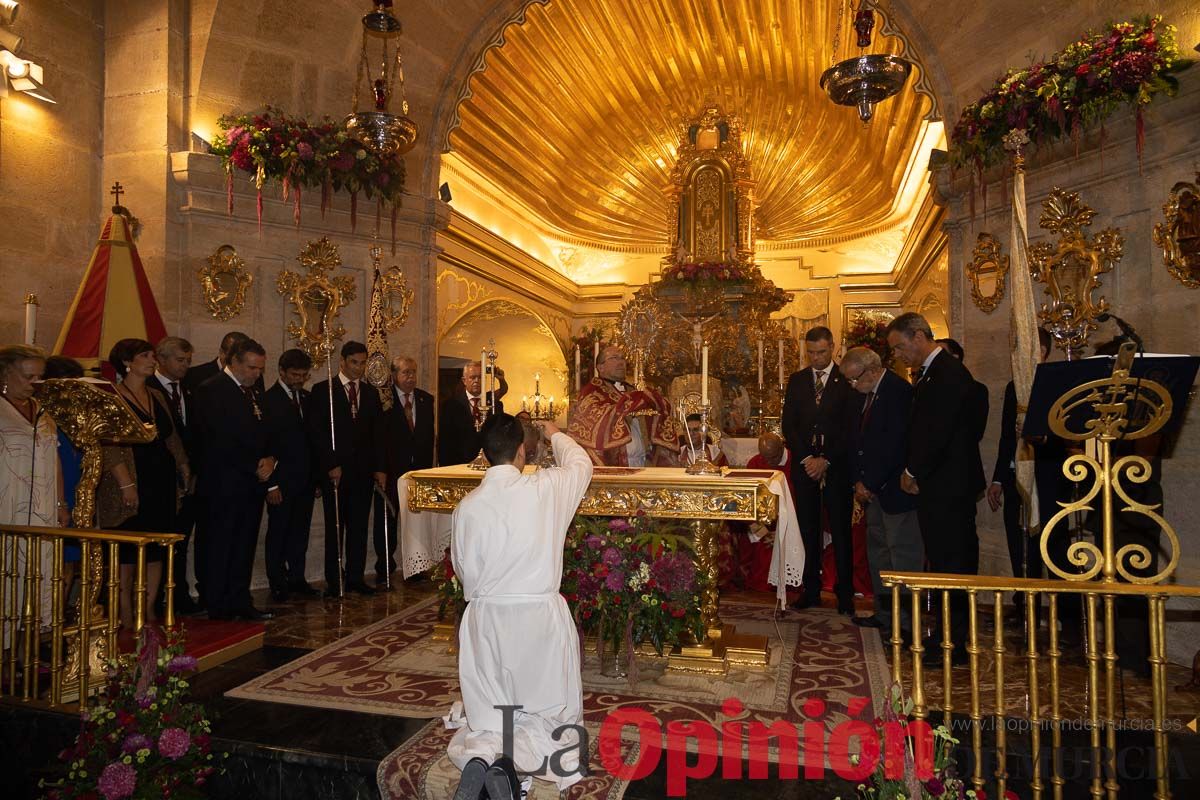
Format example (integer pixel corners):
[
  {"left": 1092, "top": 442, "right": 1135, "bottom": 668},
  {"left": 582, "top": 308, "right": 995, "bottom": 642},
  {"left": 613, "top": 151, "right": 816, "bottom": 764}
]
[
  {"left": 0, "top": 524, "right": 181, "bottom": 709},
  {"left": 881, "top": 571, "right": 1199, "bottom": 800},
  {"left": 883, "top": 342, "right": 1191, "bottom": 799}
]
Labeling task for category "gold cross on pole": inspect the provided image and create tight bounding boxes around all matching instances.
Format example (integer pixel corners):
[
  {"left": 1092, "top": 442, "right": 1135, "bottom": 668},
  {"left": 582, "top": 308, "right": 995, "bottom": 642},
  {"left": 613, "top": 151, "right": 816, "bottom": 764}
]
[{"left": 110, "top": 182, "right": 124, "bottom": 206}]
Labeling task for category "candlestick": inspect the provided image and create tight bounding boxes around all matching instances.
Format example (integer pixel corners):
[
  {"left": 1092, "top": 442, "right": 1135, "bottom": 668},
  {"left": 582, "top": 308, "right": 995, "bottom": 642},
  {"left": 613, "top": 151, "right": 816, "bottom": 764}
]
[
  {"left": 756, "top": 338, "right": 764, "bottom": 390},
  {"left": 701, "top": 345, "right": 709, "bottom": 405},
  {"left": 574, "top": 345, "right": 581, "bottom": 393},
  {"left": 24, "top": 293, "right": 38, "bottom": 346},
  {"left": 777, "top": 339, "right": 785, "bottom": 387},
  {"left": 593, "top": 340, "right": 600, "bottom": 376}
]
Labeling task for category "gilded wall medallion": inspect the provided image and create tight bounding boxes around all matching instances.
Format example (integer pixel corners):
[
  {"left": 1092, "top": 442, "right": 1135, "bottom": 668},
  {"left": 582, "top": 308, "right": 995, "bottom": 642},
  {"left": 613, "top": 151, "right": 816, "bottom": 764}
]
[
  {"left": 1152, "top": 175, "right": 1200, "bottom": 289},
  {"left": 198, "top": 245, "right": 253, "bottom": 321},
  {"left": 966, "top": 232, "right": 1008, "bottom": 313},
  {"left": 276, "top": 237, "right": 356, "bottom": 366},
  {"left": 1028, "top": 188, "right": 1123, "bottom": 358}
]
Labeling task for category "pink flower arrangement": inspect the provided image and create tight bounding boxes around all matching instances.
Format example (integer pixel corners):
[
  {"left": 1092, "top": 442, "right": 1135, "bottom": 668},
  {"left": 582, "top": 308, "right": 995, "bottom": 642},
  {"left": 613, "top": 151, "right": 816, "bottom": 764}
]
[
  {"left": 949, "top": 16, "right": 1187, "bottom": 171},
  {"left": 44, "top": 629, "right": 218, "bottom": 800}
]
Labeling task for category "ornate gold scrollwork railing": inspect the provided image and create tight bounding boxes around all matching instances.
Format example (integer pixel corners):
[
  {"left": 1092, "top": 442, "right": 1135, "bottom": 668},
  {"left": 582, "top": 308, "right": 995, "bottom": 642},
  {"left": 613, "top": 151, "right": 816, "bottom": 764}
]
[
  {"left": 1, "top": 524, "right": 181, "bottom": 709},
  {"left": 881, "top": 343, "right": 1189, "bottom": 799}
]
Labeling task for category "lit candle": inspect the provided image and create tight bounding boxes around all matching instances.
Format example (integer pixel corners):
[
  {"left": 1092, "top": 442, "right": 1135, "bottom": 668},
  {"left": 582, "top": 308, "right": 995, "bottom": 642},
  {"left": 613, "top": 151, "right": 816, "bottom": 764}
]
[
  {"left": 777, "top": 339, "right": 785, "bottom": 387},
  {"left": 522, "top": 395, "right": 528, "bottom": 412},
  {"left": 756, "top": 338, "right": 764, "bottom": 390},
  {"left": 574, "top": 345, "right": 581, "bottom": 393},
  {"left": 701, "top": 345, "right": 709, "bottom": 405},
  {"left": 593, "top": 340, "right": 600, "bottom": 376},
  {"left": 24, "top": 294, "right": 37, "bottom": 346}
]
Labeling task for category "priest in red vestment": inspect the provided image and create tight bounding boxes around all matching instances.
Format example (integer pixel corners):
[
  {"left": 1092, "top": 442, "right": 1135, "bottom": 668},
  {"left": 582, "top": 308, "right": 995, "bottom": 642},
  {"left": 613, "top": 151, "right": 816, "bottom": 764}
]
[{"left": 566, "top": 345, "right": 680, "bottom": 467}]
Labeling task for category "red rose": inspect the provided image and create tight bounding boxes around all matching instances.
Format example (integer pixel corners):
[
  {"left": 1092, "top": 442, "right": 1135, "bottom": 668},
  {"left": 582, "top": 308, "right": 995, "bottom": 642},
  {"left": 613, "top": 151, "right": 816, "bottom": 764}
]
[{"left": 1076, "top": 64, "right": 1090, "bottom": 76}]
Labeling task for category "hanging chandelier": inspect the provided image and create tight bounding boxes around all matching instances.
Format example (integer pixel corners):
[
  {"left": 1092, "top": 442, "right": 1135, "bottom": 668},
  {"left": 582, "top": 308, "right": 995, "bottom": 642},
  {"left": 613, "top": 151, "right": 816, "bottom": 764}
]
[
  {"left": 345, "top": 1, "right": 418, "bottom": 156},
  {"left": 820, "top": 0, "right": 911, "bottom": 123}
]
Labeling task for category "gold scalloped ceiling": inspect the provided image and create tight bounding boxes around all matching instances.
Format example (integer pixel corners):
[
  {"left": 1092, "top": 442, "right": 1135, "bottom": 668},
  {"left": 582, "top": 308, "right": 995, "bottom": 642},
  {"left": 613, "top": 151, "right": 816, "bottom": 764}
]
[{"left": 450, "top": 0, "right": 931, "bottom": 251}]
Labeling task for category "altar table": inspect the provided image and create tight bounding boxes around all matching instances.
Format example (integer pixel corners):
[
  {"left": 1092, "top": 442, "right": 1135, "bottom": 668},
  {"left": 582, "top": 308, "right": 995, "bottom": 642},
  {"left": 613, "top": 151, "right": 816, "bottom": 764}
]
[{"left": 401, "top": 465, "right": 804, "bottom": 610}]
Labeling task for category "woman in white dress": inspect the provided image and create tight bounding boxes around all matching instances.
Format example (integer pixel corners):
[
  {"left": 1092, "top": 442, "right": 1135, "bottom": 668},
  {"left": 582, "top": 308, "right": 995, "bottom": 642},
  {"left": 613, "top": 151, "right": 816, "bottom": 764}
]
[{"left": 0, "top": 345, "right": 71, "bottom": 647}]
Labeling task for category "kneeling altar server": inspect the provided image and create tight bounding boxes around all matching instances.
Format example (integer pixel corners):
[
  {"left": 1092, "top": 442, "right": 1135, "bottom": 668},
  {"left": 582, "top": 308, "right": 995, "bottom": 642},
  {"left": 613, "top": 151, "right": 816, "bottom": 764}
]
[{"left": 446, "top": 414, "right": 593, "bottom": 793}]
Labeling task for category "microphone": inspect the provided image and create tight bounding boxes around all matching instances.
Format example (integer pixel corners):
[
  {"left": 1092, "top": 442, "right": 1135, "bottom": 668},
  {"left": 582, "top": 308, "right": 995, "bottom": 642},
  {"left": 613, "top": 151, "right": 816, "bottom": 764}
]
[{"left": 1096, "top": 312, "right": 1144, "bottom": 353}]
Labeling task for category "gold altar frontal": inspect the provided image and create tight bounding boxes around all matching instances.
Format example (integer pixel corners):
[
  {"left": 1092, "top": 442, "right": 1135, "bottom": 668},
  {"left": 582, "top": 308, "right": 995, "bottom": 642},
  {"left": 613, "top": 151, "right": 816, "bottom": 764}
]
[{"left": 407, "top": 464, "right": 781, "bottom": 674}]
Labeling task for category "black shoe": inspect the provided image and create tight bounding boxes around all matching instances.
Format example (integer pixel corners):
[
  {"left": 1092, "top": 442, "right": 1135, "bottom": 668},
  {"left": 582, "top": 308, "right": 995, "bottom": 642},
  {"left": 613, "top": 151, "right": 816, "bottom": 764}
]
[
  {"left": 237, "top": 606, "right": 274, "bottom": 621},
  {"left": 453, "top": 757, "right": 490, "bottom": 800},
  {"left": 837, "top": 601, "right": 854, "bottom": 616},
  {"left": 208, "top": 610, "right": 234, "bottom": 622},
  {"left": 175, "top": 596, "right": 205, "bottom": 617},
  {"left": 345, "top": 581, "right": 376, "bottom": 596},
  {"left": 789, "top": 594, "right": 820, "bottom": 612},
  {"left": 853, "top": 615, "right": 885, "bottom": 629},
  {"left": 288, "top": 580, "right": 320, "bottom": 597},
  {"left": 270, "top": 588, "right": 289, "bottom": 603},
  {"left": 484, "top": 756, "right": 521, "bottom": 800}
]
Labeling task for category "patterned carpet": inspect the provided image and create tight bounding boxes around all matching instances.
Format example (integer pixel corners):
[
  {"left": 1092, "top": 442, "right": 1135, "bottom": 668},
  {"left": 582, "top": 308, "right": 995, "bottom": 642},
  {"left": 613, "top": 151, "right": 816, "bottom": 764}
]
[{"left": 228, "top": 596, "right": 890, "bottom": 798}]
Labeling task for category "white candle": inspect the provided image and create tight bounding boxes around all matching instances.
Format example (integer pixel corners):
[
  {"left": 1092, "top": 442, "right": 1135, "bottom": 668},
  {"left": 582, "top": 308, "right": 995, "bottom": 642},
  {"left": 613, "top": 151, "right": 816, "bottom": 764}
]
[
  {"left": 24, "top": 295, "right": 37, "bottom": 346},
  {"left": 701, "top": 345, "right": 709, "bottom": 405},
  {"left": 593, "top": 340, "right": 600, "bottom": 375},
  {"left": 481, "top": 348, "right": 488, "bottom": 405},
  {"left": 574, "top": 345, "right": 581, "bottom": 393},
  {"left": 777, "top": 339, "right": 785, "bottom": 387},
  {"left": 756, "top": 339, "right": 764, "bottom": 390}
]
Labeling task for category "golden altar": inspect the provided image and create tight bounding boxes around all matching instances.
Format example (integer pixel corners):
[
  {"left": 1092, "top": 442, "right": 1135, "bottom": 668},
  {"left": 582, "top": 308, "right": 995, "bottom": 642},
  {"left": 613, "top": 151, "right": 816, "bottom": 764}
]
[{"left": 406, "top": 464, "right": 784, "bottom": 673}]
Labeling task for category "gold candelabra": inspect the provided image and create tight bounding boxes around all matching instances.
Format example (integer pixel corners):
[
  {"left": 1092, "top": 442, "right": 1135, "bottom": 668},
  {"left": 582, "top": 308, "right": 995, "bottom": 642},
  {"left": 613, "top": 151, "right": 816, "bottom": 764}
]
[{"left": 468, "top": 339, "right": 498, "bottom": 471}]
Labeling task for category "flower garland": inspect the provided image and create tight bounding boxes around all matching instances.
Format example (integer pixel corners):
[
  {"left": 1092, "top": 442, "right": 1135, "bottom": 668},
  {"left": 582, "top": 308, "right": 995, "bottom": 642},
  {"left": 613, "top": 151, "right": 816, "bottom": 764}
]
[
  {"left": 209, "top": 107, "right": 407, "bottom": 233},
  {"left": 949, "top": 16, "right": 1187, "bottom": 172},
  {"left": 44, "top": 628, "right": 218, "bottom": 800},
  {"left": 662, "top": 262, "right": 750, "bottom": 283}
]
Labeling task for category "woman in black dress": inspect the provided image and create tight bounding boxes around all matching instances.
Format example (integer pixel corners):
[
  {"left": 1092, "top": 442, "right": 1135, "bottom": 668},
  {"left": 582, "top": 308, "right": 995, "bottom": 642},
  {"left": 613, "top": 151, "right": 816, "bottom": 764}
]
[{"left": 104, "top": 339, "right": 191, "bottom": 629}]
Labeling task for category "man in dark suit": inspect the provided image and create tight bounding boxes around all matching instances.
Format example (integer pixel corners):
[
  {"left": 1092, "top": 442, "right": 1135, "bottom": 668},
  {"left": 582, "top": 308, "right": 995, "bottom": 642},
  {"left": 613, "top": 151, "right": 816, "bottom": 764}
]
[
  {"left": 986, "top": 328, "right": 1068, "bottom": 616},
  {"left": 438, "top": 360, "right": 506, "bottom": 466},
  {"left": 373, "top": 356, "right": 436, "bottom": 584},
  {"left": 151, "top": 335, "right": 202, "bottom": 615},
  {"left": 192, "top": 338, "right": 277, "bottom": 621},
  {"left": 887, "top": 313, "right": 985, "bottom": 665},
  {"left": 307, "top": 340, "right": 382, "bottom": 596},
  {"left": 183, "top": 330, "right": 266, "bottom": 394},
  {"left": 782, "top": 326, "right": 856, "bottom": 614},
  {"left": 841, "top": 346, "right": 922, "bottom": 636},
  {"left": 263, "top": 348, "right": 319, "bottom": 602},
  {"left": 937, "top": 337, "right": 990, "bottom": 446}
]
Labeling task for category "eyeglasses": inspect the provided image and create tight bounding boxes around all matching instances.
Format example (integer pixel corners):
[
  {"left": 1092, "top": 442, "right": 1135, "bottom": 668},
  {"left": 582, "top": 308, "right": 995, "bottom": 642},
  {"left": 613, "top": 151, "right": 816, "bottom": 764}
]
[{"left": 843, "top": 368, "right": 866, "bottom": 386}]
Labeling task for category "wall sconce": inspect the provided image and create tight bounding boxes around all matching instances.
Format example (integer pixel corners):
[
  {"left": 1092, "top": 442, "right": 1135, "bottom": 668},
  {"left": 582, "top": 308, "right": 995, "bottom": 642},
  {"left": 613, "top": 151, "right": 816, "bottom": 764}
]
[{"left": 1, "top": 50, "right": 55, "bottom": 103}]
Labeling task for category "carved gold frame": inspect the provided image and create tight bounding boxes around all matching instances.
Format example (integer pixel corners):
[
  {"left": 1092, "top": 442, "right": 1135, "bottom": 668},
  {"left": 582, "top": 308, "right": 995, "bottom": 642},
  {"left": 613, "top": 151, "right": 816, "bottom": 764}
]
[
  {"left": 1152, "top": 174, "right": 1200, "bottom": 289},
  {"left": 1029, "top": 188, "right": 1123, "bottom": 358},
  {"left": 197, "top": 245, "right": 253, "bottom": 321},
  {"left": 277, "top": 237, "right": 357, "bottom": 366},
  {"left": 966, "top": 232, "right": 1008, "bottom": 313}
]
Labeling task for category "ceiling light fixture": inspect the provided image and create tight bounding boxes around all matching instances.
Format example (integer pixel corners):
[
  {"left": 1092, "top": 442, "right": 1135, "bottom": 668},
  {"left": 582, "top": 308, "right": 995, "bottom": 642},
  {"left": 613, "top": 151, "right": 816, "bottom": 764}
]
[
  {"left": 344, "top": 0, "right": 417, "bottom": 157},
  {"left": 820, "top": 0, "right": 910, "bottom": 123}
]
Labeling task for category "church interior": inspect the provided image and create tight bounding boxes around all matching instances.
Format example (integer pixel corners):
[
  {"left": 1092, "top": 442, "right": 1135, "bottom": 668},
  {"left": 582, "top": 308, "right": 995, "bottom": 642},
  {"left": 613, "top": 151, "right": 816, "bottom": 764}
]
[{"left": 2, "top": 1, "right": 1200, "bottom": 798}]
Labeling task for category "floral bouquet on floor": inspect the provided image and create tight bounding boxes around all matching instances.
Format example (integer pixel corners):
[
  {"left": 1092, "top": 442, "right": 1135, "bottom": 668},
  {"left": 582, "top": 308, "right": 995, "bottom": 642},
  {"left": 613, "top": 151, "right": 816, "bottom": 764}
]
[
  {"left": 43, "top": 627, "right": 218, "bottom": 800},
  {"left": 845, "top": 682, "right": 1020, "bottom": 800},
  {"left": 435, "top": 547, "right": 466, "bottom": 623},
  {"left": 562, "top": 513, "right": 708, "bottom": 667}
]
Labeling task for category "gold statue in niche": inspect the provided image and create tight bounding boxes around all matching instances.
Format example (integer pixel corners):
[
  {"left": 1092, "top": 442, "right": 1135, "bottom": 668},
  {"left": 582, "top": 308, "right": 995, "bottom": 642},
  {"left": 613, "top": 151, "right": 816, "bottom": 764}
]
[{"left": 667, "top": 105, "right": 755, "bottom": 266}]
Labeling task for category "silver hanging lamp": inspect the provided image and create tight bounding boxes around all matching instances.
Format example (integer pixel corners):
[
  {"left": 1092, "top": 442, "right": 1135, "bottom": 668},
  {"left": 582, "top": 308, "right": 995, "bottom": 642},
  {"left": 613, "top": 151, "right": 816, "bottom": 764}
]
[{"left": 820, "top": 0, "right": 912, "bottom": 123}]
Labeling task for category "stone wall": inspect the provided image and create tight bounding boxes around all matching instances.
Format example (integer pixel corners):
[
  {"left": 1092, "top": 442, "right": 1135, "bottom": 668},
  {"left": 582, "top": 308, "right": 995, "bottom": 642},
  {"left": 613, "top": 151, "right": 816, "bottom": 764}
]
[{"left": 938, "top": 77, "right": 1200, "bottom": 663}]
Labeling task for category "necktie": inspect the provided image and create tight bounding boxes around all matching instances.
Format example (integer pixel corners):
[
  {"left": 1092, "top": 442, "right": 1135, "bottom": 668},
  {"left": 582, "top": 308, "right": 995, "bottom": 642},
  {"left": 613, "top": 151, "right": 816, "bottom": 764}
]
[
  {"left": 814, "top": 371, "right": 826, "bottom": 405},
  {"left": 168, "top": 381, "right": 182, "bottom": 418},
  {"left": 241, "top": 385, "right": 262, "bottom": 419},
  {"left": 403, "top": 393, "right": 415, "bottom": 429},
  {"left": 470, "top": 396, "right": 482, "bottom": 423},
  {"left": 860, "top": 391, "right": 876, "bottom": 431},
  {"left": 347, "top": 380, "right": 359, "bottom": 419},
  {"left": 292, "top": 388, "right": 303, "bottom": 418}
]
